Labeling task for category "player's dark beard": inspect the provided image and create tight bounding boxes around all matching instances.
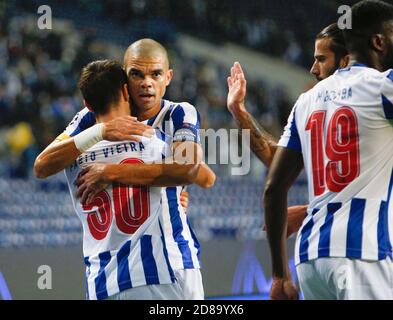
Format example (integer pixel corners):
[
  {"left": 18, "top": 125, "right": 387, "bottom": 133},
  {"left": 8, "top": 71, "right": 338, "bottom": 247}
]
[{"left": 316, "top": 60, "right": 340, "bottom": 82}]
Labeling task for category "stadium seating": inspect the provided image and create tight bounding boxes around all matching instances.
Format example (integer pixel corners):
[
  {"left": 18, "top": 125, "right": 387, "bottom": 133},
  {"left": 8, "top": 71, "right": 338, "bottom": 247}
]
[
  {"left": 0, "top": 1, "right": 312, "bottom": 247},
  {"left": 0, "top": 173, "right": 308, "bottom": 247}
]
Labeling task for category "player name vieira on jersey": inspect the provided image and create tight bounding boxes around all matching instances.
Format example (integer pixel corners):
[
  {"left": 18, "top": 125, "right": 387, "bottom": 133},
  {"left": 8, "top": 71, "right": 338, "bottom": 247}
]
[{"left": 69, "top": 141, "right": 146, "bottom": 171}]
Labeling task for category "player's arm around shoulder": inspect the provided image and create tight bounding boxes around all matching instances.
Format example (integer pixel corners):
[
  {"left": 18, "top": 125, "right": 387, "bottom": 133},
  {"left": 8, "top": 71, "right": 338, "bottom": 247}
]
[
  {"left": 34, "top": 111, "right": 152, "bottom": 179},
  {"left": 171, "top": 140, "right": 216, "bottom": 189},
  {"left": 34, "top": 136, "right": 81, "bottom": 179},
  {"left": 170, "top": 102, "right": 216, "bottom": 189}
]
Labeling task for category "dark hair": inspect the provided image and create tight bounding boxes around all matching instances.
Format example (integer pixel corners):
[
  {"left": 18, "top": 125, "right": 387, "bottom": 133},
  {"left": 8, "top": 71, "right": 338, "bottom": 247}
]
[
  {"left": 316, "top": 23, "right": 348, "bottom": 61},
  {"left": 343, "top": 0, "right": 393, "bottom": 54},
  {"left": 78, "top": 60, "right": 128, "bottom": 115}
]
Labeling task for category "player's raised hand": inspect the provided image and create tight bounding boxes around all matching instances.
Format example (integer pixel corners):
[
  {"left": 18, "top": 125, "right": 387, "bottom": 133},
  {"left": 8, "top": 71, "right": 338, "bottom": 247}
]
[
  {"left": 227, "top": 61, "right": 247, "bottom": 117},
  {"left": 103, "top": 115, "right": 154, "bottom": 142},
  {"left": 270, "top": 278, "right": 299, "bottom": 300},
  {"left": 75, "top": 164, "right": 109, "bottom": 205},
  {"left": 180, "top": 191, "right": 189, "bottom": 212}
]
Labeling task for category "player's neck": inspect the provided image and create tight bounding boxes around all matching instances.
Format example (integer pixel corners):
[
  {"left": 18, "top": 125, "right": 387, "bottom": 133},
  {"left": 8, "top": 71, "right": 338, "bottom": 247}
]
[
  {"left": 350, "top": 52, "right": 384, "bottom": 71},
  {"left": 136, "top": 101, "right": 162, "bottom": 121},
  {"left": 96, "top": 103, "right": 130, "bottom": 123}
]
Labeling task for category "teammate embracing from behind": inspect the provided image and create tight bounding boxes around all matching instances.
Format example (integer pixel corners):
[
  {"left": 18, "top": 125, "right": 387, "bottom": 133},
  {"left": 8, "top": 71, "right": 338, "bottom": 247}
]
[{"left": 35, "top": 39, "right": 215, "bottom": 300}]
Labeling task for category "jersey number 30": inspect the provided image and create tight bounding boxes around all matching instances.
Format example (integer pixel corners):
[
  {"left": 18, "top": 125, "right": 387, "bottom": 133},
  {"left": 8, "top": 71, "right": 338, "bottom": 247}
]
[
  {"left": 82, "top": 158, "right": 150, "bottom": 240},
  {"left": 306, "top": 107, "right": 360, "bottom": 196}
]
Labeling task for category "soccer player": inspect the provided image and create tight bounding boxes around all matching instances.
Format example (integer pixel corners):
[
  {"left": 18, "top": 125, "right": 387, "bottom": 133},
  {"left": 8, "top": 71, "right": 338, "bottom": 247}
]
[
  {"left": 66, "top": 59, "right": 184, "bottom": 299},
  {"left": 264, "top": 0, "right": 393, "bottom": 300},
  {"left": 227, "top": 23, "right": 350, "bottom": 237},
  {"left": 34, "top": 39, "right": 212, "bottom": 300}
]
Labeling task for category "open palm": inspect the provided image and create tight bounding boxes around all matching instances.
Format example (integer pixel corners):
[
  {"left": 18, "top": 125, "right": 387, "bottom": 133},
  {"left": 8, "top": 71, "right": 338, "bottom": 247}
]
[{"left": 227, "top": 62, "right": 247, "bottom": 115}]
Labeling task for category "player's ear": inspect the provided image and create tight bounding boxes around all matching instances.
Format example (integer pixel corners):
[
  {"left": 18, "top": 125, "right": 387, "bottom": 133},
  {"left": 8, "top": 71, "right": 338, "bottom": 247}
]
[
  {"left": 121, "top": 84, "right": 130, "bottom": 102},
  {"left": 340, "top": 54, "right": 350, "bottom": 68},
  {"left": 166, "top": 69, "right": 173, "bottom": 86},
  {"left": 371, "top": 34, "right": 385, "bottom": 53}
]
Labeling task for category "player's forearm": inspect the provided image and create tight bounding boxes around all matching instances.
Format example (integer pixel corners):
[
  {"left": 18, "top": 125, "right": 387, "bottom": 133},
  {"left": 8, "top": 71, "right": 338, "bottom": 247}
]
[
  {"left": 232, "top": 109, "right": 277, "bottom": 167},
  {"left": 194, "top": 163, "right": 216, "bottom": 189},
  {"left": 264, "top": 187, "right": 291, "bottom": 279},
  {"left": 103, "top": 163, "right": 201, "bottom": 187},
  {"left": 34, "top": 140, "right": 81, "bottom": 178},
  {"left": 287, "top": 205, "right": 308, "bottom": 238}
]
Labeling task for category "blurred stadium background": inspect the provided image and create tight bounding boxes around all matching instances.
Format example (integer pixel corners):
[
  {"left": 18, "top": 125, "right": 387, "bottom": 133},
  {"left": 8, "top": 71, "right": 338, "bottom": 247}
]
[{"left": 0, "top": 0, "right": 366, "bottom": 300}]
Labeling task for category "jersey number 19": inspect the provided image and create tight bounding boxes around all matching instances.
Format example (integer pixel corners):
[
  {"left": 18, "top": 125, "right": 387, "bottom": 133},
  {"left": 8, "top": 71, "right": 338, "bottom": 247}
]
[{"left": 306, "top": 106, "right": 360, "bottom": 196}]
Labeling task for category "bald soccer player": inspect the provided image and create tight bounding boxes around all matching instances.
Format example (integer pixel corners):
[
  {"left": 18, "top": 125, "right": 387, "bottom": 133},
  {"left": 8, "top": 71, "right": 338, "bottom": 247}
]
[{"left": 34, "top": 39, "right": 215, "bottom": 300}]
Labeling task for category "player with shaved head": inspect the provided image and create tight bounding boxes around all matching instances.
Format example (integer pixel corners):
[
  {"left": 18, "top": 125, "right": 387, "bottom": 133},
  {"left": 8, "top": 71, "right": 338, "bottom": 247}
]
[{"left": 34, "top": 38, "right": 215, "bottom": 300}]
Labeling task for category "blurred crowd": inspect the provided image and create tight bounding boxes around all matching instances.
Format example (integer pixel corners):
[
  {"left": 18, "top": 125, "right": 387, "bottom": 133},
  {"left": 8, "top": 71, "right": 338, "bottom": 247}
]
[
  {"left": 0, "top": 0, "right": 321, "bottom": 247},
  {"left": 0, "top": 2, "right": 297, "bottom": 178}
]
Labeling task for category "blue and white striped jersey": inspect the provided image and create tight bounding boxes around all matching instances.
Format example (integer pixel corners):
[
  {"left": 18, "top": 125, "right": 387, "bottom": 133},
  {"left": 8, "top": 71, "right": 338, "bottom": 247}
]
[
  {"left": 61, "top": 99, "right": 202, "bottom": 274},
  {"left": 278, "top": 64, "right": 393, "bottom": 266},
  {"left": 64, "top": 136, "right": 175, "bottom": 300}
]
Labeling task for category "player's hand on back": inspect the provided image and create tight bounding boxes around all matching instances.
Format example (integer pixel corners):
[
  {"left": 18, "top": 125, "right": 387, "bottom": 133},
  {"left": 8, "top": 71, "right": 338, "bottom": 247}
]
[
  {"left": 180, "top": 191, "right": 189, "bottom": 212},
  {"left": 262, "top": 205, "right": 307, "bottom": 238},
  {"left": 287, "top": 205, "right": 307, "bottom": 238},
  {"left": 75, "top": 164, "right": 109, "bottom": 205},
  {"left": 270, "top": 277, "right": 299, "bottom": 300},
  {"left": 103, "top": 116, "right": 154, "bottom": 142},
  {"left": 227, "top": 61, "right": 248, "bottom": 117}
]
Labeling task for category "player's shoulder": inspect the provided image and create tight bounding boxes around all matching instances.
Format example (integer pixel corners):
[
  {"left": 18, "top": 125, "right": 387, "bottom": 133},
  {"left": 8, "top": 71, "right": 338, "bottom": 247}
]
[
  {"left": 68, "top": 107, "right": 94, "bottom": 127},
  {"left": 65, "top": 107, "right": 96, "bottom": 136},
  {"left": 381, "top": 69, "right": 393, "bottom": 82},
  {"left": 164, "top": 99, "right": 200, "bottom": 124},
  {"left": 340, "top": 64, "right": 388, "bottom": 85},
  {"left": 165, "top": 100, "right": 197, "bottom": 114}
]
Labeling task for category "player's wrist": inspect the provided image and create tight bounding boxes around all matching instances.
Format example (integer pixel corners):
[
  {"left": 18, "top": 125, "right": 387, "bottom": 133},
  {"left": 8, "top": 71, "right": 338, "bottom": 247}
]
[
  {"left": 102, "top": 164, "right": 117, "bottom": 183},
  {"left": 272, "top": 265, "right": 292, "bottom": 281},
  {"left": 229, "top": 103, "right": 247, "bottom": 119},
  {"left": 73, "top": 123, "right": 104, "bottom": 153}
]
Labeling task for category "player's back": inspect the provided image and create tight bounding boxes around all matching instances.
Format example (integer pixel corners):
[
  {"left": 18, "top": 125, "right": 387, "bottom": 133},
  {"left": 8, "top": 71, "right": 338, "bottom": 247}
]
[
  {"left": 64, "top": 136, "right": 175, "bottom": 300},
  {"left": 279, "top": 63, "right": 393, "bottom": 265}
]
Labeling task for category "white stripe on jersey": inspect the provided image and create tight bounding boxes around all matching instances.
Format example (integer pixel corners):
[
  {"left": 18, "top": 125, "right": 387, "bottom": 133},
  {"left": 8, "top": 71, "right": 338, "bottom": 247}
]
[
  {"left": 361, "top": 199, "right": 380, "bottom": 261},
  {"left": 86, "top": 257, "right": 99, "bottom": 300},
  {"left": 175, "top": 186, "right": 200, "bottom": 268},
  {"left": 152, "top": 230, "right": 174, "bottom": 284},
  {"left": 104, "top": 252, "right": 119, "bottom": 298},
  {"left": 326, "top": 203, "right": 349, "bottom": 259},
  {"left": 129, "top": 240, "right": 147, "bottom": 287},
  {"left": 178, "top": 204, "right": 200, "bottom": 268},
  {"left": 305, "top": 209, "right": 327, "bottom": 262}
]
